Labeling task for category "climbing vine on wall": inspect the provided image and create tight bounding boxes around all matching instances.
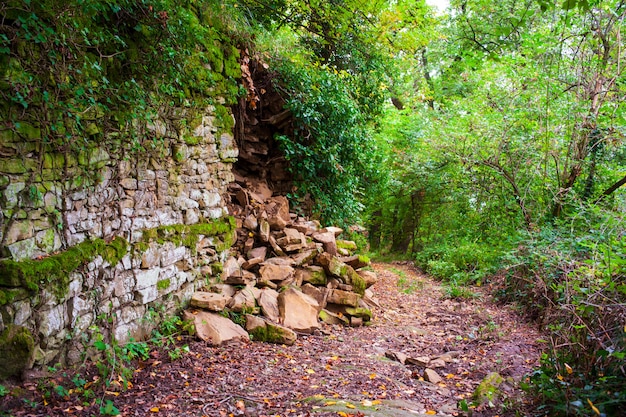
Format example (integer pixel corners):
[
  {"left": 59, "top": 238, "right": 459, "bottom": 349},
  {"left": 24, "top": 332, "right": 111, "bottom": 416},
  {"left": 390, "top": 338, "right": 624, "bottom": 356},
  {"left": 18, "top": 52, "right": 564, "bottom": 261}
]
[{"left": 0, "top": 0, "right": 244, "bottom": 157}]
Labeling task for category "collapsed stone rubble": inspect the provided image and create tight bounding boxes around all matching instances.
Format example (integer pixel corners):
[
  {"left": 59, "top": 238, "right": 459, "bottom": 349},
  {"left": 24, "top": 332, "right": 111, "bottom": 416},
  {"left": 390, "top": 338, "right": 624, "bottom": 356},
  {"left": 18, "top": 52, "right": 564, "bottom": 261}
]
[{"left": 183, "top": 180, "right": 378, "bottom": 346}]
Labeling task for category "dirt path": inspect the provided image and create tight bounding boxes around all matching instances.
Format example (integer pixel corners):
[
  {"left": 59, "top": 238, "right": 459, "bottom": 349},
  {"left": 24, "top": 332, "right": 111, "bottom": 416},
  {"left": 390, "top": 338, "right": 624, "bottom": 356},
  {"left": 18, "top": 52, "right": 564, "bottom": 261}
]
[{"left": 2, "top": 262, "right": 544, "bottom": 417}]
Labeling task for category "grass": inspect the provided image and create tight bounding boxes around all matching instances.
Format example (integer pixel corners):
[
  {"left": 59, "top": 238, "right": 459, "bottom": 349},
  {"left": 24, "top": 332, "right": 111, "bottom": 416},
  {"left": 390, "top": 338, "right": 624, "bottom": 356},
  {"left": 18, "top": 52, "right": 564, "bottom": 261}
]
[{"left": 390, "top": 267, "right": 424, "bottom": 294}]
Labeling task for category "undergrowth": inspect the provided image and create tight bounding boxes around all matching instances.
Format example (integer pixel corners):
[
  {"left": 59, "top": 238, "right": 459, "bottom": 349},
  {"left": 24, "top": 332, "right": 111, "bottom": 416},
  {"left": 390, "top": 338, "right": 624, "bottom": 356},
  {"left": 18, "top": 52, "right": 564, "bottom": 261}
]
[
  {"left": 0, "top": 308, "right": 192, "bottom": 416},
  {"left": 502, "top": 209, "right": 626, "bottom": 416}
]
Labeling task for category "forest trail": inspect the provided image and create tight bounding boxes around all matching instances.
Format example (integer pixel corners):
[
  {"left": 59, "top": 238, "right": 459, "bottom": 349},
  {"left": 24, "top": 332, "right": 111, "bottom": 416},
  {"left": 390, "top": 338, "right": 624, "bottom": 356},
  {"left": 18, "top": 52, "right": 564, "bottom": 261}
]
[{"left": 3, "top": 262, "right": 544, "bottom": 417}]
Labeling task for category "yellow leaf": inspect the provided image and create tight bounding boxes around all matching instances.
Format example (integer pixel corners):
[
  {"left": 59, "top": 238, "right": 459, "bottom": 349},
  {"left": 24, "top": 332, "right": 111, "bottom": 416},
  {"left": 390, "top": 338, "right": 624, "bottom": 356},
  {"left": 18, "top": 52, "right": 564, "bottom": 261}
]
[
  {"left": 371, "top": 400, "right": 382, "bottom": 405},
  {"left": 587, "top": 398, "right": 601, "bottom": 415},
  {"left": 557, "top": 374, "right": 564, "bottom": 381},
  {"left": 337, "top": 412, "right": 348, "bottom": 417},
  {"left": 426, "top": 410, "right": 437, "bottom": 415},
  {"left": 346, "top": 403, "right": 356, "bottom": 409},
  {"left": 369, "top": 373, "right": 377, "bottom": 379},
  {"left": 150, "top": 407, "right": 160, "bottom": 412},
  {"left": 105, "top": 391, "right": 120, "bottom": 396},
  {"left": 446, "top": 373, "right": 455, "bottom": 379},
  {"left": 306, "top": 369, "right": 315, "bottom": 374},
  {"left": 565, "top": 363, "right": 573, "bottom": 374},
  {"left": 324, "top": 401, "right": 337, "bottom": 406}
]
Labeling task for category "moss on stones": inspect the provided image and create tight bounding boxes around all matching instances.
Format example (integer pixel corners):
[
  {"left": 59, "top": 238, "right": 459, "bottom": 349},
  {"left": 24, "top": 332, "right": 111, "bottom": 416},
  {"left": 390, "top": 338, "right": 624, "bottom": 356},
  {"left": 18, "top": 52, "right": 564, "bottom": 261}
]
[
  {"left": 157, "top": 278, "right": 171, "bottom": 291},
  {"left": 473, "top": 372, "right": 504, "bottom": 404},
  {"left": 0, "top": 236, "right": 128, "bottom": 304},
  {"left": 142, "top": 217, "right": 236, "bottom": 254},
  {"left": 0, "top": 325, "right": 35, "bottom": 379}
]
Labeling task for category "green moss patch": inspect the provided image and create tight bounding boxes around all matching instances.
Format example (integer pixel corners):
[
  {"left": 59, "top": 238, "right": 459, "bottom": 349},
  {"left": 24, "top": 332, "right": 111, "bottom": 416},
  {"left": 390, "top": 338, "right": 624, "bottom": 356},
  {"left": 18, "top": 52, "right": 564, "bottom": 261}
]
[
  {"left": 142, "top": 217, "right": 236, "bottom": 254},
  {"left": 0, "top": 325, "right": 35, "bottom": 379},
  {"left": 0, "top": 236, "right": 128, "bottom": 304}
]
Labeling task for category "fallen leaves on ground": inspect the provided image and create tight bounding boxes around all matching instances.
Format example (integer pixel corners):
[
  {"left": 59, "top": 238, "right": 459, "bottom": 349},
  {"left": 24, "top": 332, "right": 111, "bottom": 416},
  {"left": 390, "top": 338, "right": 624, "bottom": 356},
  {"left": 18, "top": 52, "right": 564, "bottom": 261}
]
[{"left": 1, "top": 262, "right": 544, "bottom": 417}]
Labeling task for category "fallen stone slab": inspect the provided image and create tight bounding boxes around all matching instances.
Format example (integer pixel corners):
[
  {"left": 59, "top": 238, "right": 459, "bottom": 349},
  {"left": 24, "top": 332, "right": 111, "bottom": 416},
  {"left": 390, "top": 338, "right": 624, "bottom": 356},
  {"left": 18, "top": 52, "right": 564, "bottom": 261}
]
[
  {"left": 258, "top": 288, "right": 280, "bottom": 323},
  {"left": 338, "top": 255, "right": 369, "bottom": 270},
  {"left": 385, "top": 351, "right": 408, "bottom": 365},
  {"left": 259, "top": 263, "right": 294, "bottom": 283},
  {"left": 423, "top": 368, "right": 442, "bottom": 384},
  {"left": 183, "top": 310, "right": 249, "bottom": 346},
  {"left": 296, "top": 265, "right": 327, "bottom": 286},
  {"left": 326, "top": 289, "right": 360, "bottom": 307},
  {"left": 319, "top": 309, "right": 349, "bottom": 325},
  {"left": 278, "top": 288, "right": 320, "bottom": 333},
  {"left": 190, "top": 292, "right": 231, "bottom": 311},
  {"left": 245, "top": 315, "right": 296, "bottom": 345}
]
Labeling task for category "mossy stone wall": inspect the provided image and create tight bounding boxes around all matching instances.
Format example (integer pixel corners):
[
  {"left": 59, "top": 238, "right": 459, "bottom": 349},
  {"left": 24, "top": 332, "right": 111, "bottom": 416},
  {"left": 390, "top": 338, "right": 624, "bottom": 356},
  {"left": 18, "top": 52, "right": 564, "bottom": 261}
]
[{"left": 0, "top": 106, "right": 239, "bottom": 377}]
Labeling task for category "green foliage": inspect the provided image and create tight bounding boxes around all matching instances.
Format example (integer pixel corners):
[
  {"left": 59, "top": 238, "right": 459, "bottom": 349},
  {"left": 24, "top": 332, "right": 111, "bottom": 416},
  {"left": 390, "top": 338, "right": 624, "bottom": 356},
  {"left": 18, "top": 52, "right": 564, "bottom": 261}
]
[
  {"left": 504, "top": 208, "right": 626, "bottom": 414},
  {"left": 0, "top": 236, "right": 128, "bottom": 302},
  {"left": 243, "top": 0, "right": 437, "bottom": 226},
  {"left": 273, "top": 60, "right": 380, "bottom": 226},
  {"left": 0, "top": 0, "right": 245, "bottom": 171},
  {"left": 99, "top": 399, "right": 120, "bottom": 416}
]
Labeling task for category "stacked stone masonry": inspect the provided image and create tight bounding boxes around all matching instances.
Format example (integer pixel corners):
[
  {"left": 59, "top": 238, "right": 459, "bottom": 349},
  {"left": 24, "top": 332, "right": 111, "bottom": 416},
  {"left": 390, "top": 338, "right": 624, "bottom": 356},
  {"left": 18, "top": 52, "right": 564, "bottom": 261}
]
[{"left": 0, "top": 106, "right": 238, "bottom": 374}]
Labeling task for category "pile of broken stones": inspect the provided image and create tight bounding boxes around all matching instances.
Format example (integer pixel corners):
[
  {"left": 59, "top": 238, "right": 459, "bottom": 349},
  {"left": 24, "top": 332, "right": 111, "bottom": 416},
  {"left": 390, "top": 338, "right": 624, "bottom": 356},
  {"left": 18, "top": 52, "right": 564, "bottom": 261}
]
[{"left": 183, "top": 183, "right": 379, "bottom": 347}]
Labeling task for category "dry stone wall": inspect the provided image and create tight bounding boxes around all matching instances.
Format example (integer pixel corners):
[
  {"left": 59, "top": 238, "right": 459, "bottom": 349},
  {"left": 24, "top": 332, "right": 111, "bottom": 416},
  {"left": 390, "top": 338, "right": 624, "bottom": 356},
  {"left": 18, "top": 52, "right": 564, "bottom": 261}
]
[{"left": 0, "top": 106, "right": 238, "bottom": 376}]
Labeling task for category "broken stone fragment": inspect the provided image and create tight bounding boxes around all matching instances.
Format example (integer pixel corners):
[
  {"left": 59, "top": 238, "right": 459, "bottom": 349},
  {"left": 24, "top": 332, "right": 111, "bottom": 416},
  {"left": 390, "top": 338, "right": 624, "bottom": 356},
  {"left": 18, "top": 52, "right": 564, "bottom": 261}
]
[
  {"left": 363, "top": 288, "right": 381, "bottom": 308},
  {"left": 406, "top": 356, "right": 431, "bottom": 367},
  {"left": 473, "top": 372, "right": 504, "bottom": 405},
  {"left": 223, "top": 269, "right": 257, "bottom": 286},
  {"left": 385, "top": 351, "right": 408, "bottom": 365},
  {"left": 278, "top": 288, "right": 320, "bottom": 333},
  {"left": 221, "top": 256, "right": 241, "bottom": 281},
  {"left": 344, "top": 306, "right": 372, "bottom": 321},
  {"left": 259, "top": 263, "right": 294, "bottom": 283},
  {"left": 326, "top": 289, "right": 360, "bottom": 307},
  {"left": 258, "top": 288, "right": 280, "bottom": 322},
  {"left": 311, "top": 231, "right": 337, "bottom": 255},
  {"left": 336, "top": 239, "right": 357, "bottom": 252},
  {"left": 350, "top": 316, "right": 363, "bottom": 327},
  {"left": 290, "top": 249, "right": 319, "bottom": 266},
  {"left": 277, "top": 228, "right": 304, "bottom": 246},
  {"left": 242, "top": 246, "right": 267, "bottom": 269},
  {"left": 268, "top": 235, "right": 286, "bottom": 256},
  {"left": 183, "top": 310, "right": 249, "bottom": 346},
  {"left": 338, "top": 255, "right": 370, "bottom": 270},
  {"left": 190, "top": 292, "right": 231, "bottom": 311},
  {"left": 357, "top": 270, "right": 378, "bottom": 288},
  {"left": 244, "top": 237, "right": 255, "bottom": 254},
  {"left": 263, "top": 256, "right": 295, "bottom": 266},
  {"left": 243, "top": 214, "right": 258, "bottom": 231},
  {"left": 317, "top": 253, "right": 366, "bottom": 295},
  {"left": 300, "top": 283, "right": 327, "bottom": 311},
  {"left": 428, "top": 358, "right": 446, "bottom": 368},
  {"left": 296, "top": 265, "right": 327, "bottom": 286},
  {"left": 291, "top": 219, "right": 320, "bottom": 235},
  {"left": 319, "top": 309, "right": 349, "bottom": 325},
  {"left": 265, "top": 196, "right": 290, "bottom": 230},
  {"left": 245, "top": 315, "right": 296, "bottom": 345},
  {"left": 259, "top": 219, "right": 270, "bottom": 242},
  {"left": 228, "top": 288, "right": 257, "bottom": 312},
  {"left": 321, "top": 226, "right": 343, "bottom": 236},
  {"left": 209, "top": 284, "right": 237, "bottom": 298},
  {"left": 423, "top": 368, "right": 442, "bottom": 384}
]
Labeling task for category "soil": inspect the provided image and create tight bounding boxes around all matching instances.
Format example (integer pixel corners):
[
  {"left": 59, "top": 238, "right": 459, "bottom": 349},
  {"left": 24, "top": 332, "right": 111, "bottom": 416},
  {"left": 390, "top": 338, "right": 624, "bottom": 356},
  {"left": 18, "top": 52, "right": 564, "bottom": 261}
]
[{"left": 1, "top": 262, "right": 545, "bottom": 417}]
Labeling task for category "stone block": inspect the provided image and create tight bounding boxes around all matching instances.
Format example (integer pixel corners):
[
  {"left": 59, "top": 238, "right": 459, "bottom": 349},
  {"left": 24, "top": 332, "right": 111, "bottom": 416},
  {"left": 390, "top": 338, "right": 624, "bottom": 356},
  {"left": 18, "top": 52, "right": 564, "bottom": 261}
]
[
  {"left": 190, "top": 292, "right": 231, "bottom": 311},
  {"left": 278, "top": 288, "right": 319, "bottom": 334},
  {"left": 38, "top": 304, "right": 67, "bottom": 338},
  {"left": 136, "top": 285, "right": 158, "bottom": 304},
  {"left": 245, "top": 315, "right": 296, "bottom": 345},
  {"left": 183, "top": 310, "right": 249, "bottom": 346},
  {"left": 135, "top": 268, "right": 160, "bottom": 290}
]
